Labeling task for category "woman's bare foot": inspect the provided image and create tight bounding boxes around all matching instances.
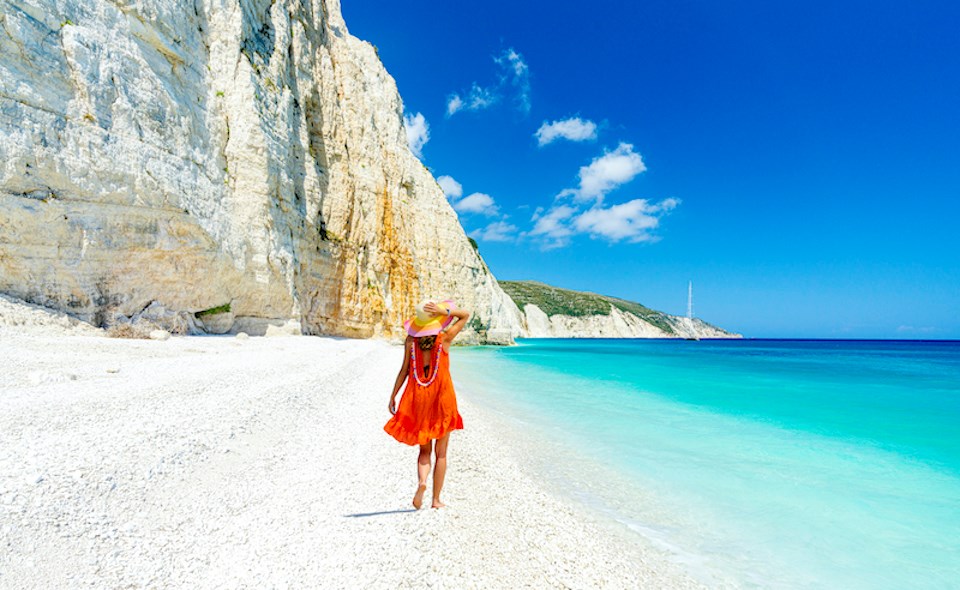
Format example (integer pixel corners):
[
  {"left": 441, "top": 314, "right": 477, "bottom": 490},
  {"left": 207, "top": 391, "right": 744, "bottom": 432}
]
[
  {"left": 413, "top": 483, "right": 427, "bottom": 509},
  {"left": 431, "top": 499, "right": 446, "bottom": 509}
]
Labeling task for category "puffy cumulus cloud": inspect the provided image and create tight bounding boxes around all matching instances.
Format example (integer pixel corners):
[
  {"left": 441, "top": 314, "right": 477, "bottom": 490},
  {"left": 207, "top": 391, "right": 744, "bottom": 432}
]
[
  {"left": 524, "top": 143, "right": 677, "bottom": 248},
  {"left": 437, "top": 175, "right": 463, "bottom": 200},
  {"left": 446, "top": 47, "right": 531, "bottom": 117},
  {"left": 561, "top": 142, "right": 646, "bottom": 203},
  {"left": 454, "top": 192, "right": 500, "bottom": 216},
  {"left": 403, "top": 113, "right": 429, "bottom": 159},
  {"left": 440, "top": 177, "right": 501, "bottom": 218},
  {"left": 573, "top": 198, "right": 680, "bottom": 243},
  {"left": 535, "top": 117, "right": 598, "bottom": 146},
  {"left": 470, "top": 220, "right": 519, "bottom": 242},
  {"left": 440, "top": 179, "right": 511, "bottom": 237}
]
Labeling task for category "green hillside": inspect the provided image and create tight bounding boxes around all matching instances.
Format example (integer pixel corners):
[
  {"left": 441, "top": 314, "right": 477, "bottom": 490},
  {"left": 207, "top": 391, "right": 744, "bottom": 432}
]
[{"left": 499, "top": 280, "right": 677, "bottom": 335}]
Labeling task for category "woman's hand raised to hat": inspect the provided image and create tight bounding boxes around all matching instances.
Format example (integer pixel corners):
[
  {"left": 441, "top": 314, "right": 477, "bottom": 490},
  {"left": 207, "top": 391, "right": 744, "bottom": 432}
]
[{"left": 423, "top": 301, "right": 450, "bottom": 316}]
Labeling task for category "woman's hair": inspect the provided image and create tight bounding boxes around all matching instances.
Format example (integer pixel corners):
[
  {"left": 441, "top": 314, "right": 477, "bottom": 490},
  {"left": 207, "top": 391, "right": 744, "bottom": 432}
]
[{"left": 417, "top": 335, "right": 436, "bottom": 350}]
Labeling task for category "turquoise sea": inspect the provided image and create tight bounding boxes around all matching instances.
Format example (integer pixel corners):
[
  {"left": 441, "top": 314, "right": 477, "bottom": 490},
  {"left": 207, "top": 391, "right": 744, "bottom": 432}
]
[{"left": 455, "top": 339, "right": 960, "bottom": 589}]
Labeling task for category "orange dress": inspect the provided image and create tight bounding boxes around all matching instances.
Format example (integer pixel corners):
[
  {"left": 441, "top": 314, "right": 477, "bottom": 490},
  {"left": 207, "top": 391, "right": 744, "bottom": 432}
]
[{"left": 384, "top": 333, "right": 464, "bottom": 445}]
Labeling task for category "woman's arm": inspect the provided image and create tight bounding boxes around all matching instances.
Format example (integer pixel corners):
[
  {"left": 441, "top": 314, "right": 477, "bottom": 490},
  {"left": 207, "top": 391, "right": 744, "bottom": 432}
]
[
  {"left": 440, "top": 306, "right": 471, "bottom": 342},
  {"left": 388, "top": 337, "right": 412, "bottom": 414}
]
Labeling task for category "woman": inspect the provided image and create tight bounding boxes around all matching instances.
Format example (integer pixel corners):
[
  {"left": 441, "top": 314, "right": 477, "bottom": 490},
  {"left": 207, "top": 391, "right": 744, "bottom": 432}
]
[{"left": 384, "top": 300, "right": 470, "bottom": 509}]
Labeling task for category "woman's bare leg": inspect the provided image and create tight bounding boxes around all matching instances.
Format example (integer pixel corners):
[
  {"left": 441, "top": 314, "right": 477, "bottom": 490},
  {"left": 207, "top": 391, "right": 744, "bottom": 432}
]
[
  {"left": 432, "top": 433, "right": 450, "bottom": 508},
  {"left": 414, "top": 442, "right": 432, "bottom": 509}
]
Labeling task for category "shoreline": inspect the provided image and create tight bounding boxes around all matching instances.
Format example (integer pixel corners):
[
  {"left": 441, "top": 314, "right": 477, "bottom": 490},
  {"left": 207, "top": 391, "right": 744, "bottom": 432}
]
[
  {"left": 451, "top": 364, "right": 737, "bottom": 589},
  {"left": 0, "top": 328, "right": 706, "bottom": 588}
]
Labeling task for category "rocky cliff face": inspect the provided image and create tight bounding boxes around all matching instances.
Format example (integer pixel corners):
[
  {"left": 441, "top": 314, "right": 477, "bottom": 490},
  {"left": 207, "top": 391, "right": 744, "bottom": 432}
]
[
  {"left": 501, "top": 281, "right": 740, "bottom": 339},
  {"left": 518, "top": 303, "right": 740, "bottom": 339},
  {"left": 521, "top": 304, "right": 669, "bottom": 338},
  {"left": 0, "top": 0, "right": 522, "bottom": 343}
]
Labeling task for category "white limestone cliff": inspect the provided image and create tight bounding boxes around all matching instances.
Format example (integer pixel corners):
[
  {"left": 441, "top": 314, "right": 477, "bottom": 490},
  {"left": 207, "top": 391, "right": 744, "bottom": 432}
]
[
  {"left": 518, "top": 304, "right": 741, "bottom": 339},
  {"left": 665, "top": 315, "right": 739, "bottom": 339},
  {"left": 0, "top": 0, "right": 522, "bottom": 343}
]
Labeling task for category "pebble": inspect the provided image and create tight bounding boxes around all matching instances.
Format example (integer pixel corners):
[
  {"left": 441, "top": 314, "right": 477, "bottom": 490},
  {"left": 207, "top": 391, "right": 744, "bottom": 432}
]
[{"left": 0, "top": 334, "right": 706, "bottom": 590}]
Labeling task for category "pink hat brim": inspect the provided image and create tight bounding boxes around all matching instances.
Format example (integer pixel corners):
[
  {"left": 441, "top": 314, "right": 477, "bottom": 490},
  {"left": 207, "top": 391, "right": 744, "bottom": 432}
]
[{"left": 404, "top": 301, "right": 455, "bottom": 337}]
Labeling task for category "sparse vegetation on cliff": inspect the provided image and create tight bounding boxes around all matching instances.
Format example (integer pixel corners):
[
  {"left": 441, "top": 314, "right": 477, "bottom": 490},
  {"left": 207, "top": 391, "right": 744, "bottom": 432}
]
[
  {"left": 500, "top": 280, "right": 677, "bottom": 335},
  {"left": 500, "top": 281, "right": 611, "bottom": 317},
  {"left": 196, "top": 303, "right": 231, "bottom": 317}
]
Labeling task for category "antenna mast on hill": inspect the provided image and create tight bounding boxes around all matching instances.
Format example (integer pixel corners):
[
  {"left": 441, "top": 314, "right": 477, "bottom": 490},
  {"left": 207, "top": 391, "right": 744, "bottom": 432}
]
[{"left": 687, "top": 281, "right": 694, "bottom": 319}]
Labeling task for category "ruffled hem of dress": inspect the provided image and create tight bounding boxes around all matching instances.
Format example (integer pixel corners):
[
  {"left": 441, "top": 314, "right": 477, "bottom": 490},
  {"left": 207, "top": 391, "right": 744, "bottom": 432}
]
[{"left": 384, "top": 414, "right": 464, "bottom": 446}]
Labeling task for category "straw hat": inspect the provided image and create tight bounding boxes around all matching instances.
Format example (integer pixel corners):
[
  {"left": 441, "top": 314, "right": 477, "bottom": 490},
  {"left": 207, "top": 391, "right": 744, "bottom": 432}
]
[{"left": 404, "top": 299, "right": 454, "bottom": 337}]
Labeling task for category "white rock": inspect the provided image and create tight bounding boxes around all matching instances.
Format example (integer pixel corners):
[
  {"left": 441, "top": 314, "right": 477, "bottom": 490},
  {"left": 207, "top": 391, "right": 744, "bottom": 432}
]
[
  {"left": 197, "top": 311, "right": 234, "bottom": 335},
  {"left": 0, "top": 294, "right": 104, "bottom": 337},
  {"left": 149, "top": 329, "right": 171, "bottom": 341},
  {"left": 264, "top": 320, "right": 301, "bottom": 337}
]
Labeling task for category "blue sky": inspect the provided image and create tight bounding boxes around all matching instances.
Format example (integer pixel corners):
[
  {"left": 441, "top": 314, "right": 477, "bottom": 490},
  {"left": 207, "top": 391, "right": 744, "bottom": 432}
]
[{"left": 343, "top": 0, "right": 960, "bottom": 338}]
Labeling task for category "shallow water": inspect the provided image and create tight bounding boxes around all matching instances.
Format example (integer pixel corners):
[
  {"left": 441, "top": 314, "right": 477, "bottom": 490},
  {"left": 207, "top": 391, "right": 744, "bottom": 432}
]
[{"left": 454, "top": 339, "right": 960, "bottom": 589}]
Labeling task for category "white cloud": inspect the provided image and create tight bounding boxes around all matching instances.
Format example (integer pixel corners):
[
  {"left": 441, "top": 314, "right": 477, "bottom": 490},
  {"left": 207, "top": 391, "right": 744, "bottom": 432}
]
[
  {"left": 470, "top": 220, "right": 519, "bottom": 242},
  {"left": 527, "top": 151, "right": 680, "bottom": 248},
  {"left": 446, "top": 47, "right": 531, "bottom": 117},
  {"left": 403, "top": 112, "right": 429, "bottom": 159},
  {"left": 440, "top": 178, "right": 501, "bottom": 219},
  {"left": 496, "top": 48, "right": 531, "bottom": 113},
  {"left": 446, "top": 84, "right": 499, "bottom": 117},
  {"left": 527, "top": 204, "right": 578, "bottom": 249},
  {"left": 535, "top": 117, "right": 598, "bottom": 146},
  {"left": 526, "top": 142, "right": 676, "bottom": 249},
  {"left": 564, "top": 142, "right": 646, "bottom": 203},
  {"left": 446, "top": 95, "right": 464, "bottom": 116},
  {"left": 500, "top": 48, "right": 528, "bottom": 78},
  {"left": 454, "top": 192, "right": 500, "bottom": 216},
  {"left": 437, "top": 175, "right": 463, "bottom": 200},
  {"left": 466, "top": 83, "right": 499, "bottom": 110},
  {"left": 573, "top": 198, "right": 679, "bottom": 243}
]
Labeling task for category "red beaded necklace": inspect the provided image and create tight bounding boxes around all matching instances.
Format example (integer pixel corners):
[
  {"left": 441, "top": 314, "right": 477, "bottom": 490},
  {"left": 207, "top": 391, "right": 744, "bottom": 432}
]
[{"left": 411, "top": 338, "right": 441, "bottom": 387}]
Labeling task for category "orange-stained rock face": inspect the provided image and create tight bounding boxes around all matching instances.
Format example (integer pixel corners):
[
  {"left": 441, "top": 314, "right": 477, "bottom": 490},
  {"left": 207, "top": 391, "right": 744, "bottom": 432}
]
[{"left": 0, "top": 0, "right": 522, "bottom": 343}]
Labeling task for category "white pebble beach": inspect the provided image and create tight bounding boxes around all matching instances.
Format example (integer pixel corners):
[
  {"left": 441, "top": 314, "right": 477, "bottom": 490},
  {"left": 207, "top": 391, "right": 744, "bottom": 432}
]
[{"left": 0, "top": 297, "right": 706, "bottom": 588}]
